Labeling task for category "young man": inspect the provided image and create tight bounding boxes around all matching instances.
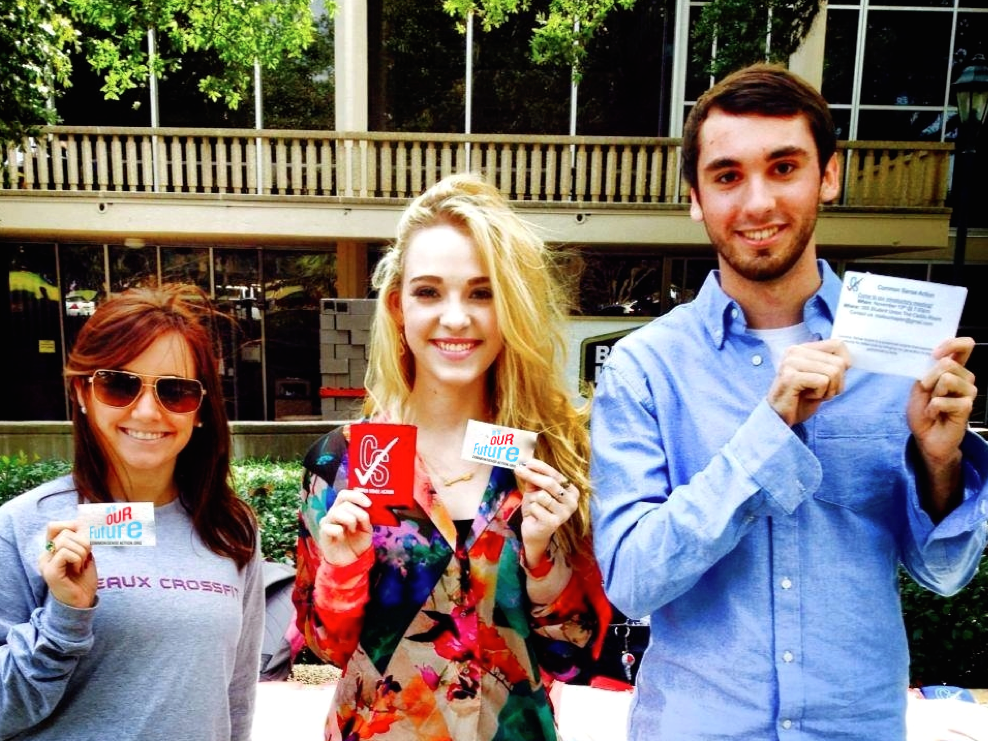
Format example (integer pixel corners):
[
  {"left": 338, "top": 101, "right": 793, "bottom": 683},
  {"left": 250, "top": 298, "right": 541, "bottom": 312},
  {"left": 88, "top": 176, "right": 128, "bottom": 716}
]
[{"left": 589, "top": 64, "right": 988, "bottom": 740}]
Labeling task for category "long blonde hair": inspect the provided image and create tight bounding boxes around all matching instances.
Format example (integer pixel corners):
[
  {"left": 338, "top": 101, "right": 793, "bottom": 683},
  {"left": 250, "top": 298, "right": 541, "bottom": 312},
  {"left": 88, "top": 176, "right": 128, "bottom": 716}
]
[{"left": 364, "top": 174, "right": 591, "bottom": 553}]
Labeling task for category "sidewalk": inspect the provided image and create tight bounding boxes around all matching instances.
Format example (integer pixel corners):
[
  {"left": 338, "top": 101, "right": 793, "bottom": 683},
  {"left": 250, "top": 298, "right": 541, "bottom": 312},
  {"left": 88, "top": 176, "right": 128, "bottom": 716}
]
[{"left": 254, "top": 671, "right": 988, "bottom": 741}]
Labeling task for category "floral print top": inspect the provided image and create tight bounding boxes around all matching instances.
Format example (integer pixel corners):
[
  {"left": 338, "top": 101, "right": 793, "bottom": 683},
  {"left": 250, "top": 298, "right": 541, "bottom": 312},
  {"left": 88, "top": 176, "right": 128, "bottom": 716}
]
[{"left": 293, "top": 425, "right": 609, "bottom": 741}]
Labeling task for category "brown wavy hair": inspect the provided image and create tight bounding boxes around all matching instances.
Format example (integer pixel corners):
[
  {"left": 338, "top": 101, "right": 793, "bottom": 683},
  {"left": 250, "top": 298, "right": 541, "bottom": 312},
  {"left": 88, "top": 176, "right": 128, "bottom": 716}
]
[
  {"left": 64, "top": 284, "right": 256, "bottom": 569},
  {"left": 364, "top": 174, "right": 592, "bottom": 555}
]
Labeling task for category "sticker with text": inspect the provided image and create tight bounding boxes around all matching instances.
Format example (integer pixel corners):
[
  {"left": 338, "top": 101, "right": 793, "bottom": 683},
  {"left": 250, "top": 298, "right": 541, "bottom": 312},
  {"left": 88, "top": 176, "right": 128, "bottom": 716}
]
[
  {"left": 77, "top": 502, "right": 156, "bottom": 546},
  {"left": 460, "top": 420, "right": 538, "bottom": 469},
  {"left": 831, "top": 271, "right": 967, "bottom": 379},
  {"left": 347, "top": 423, "right": 417, "bottom": 526}
]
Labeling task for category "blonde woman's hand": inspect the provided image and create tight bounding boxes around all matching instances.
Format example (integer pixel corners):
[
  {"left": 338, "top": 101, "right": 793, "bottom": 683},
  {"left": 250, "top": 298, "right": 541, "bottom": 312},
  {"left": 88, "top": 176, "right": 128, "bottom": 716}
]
[
  {"left": 38, "top": 521, "right": 97, "bottom": 609},
  {"left": 514, "top": 459, "right": 578, "bottom": 568},
  {"left": 317, "top": 489, "right": 373, "bottom": 566}
]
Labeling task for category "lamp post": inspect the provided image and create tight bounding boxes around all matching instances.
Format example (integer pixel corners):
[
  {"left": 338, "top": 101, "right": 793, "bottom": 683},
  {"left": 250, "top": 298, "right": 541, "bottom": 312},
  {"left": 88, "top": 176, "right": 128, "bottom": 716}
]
[{"left": 950, "top": 53, "right": 988, "bottom": 285}]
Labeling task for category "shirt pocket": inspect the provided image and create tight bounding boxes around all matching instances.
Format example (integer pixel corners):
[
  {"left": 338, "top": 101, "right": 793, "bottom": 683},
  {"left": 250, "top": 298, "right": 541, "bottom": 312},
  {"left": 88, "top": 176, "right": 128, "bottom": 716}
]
[{"left": 811, "top": 412, "right": 909, "bottom": 513}]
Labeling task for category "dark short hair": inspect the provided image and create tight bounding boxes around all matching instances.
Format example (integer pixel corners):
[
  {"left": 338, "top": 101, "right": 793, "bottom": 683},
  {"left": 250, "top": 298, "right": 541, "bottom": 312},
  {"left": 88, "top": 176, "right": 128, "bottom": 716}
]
[{"left": 682, "top": 63, "right": 837, "bottom": 191}]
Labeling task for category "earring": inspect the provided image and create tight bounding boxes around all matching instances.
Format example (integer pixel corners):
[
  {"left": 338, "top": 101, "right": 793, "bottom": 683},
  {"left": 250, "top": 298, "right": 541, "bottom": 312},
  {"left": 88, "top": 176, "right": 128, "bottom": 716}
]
[
  {"left": 398, "top": 333, "right": 407, "bottom": 357},
  {"left": 194, "top": 421, "right": 203, "bottom": 428},
  {"left": 80, "top": 405, "right": 87, "bottom": 415}
]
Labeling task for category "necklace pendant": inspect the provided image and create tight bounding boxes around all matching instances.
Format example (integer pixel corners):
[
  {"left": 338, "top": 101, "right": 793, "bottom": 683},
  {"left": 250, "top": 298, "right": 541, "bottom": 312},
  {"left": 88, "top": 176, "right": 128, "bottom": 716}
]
[{"left": 443, "top": 471, "right": 474, "bottom": 487}]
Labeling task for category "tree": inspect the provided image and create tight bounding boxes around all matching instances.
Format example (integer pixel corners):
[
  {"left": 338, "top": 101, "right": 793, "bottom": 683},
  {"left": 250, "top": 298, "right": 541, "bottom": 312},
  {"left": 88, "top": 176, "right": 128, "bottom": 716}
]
[
  {"left": 692, "top": 0, "right": 823, "bottom": 78},
  {"left": 1, "top": 0, "right": 325, "bottom": 142},
  {"left": 0, "top": 0, "right": 77, "bottom": 142},
  {"left": 67, "top": 0, "right": 321, "bottom": 107},
  {"left": 441, "top": 0, "right": 637, "bottom": 76}
]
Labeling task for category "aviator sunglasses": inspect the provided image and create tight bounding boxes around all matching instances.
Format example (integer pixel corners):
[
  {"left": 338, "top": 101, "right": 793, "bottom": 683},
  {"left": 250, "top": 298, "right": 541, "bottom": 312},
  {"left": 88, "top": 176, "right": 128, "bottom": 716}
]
[{"left": 88, "top": 369, "right": 206, "bottom": 414}]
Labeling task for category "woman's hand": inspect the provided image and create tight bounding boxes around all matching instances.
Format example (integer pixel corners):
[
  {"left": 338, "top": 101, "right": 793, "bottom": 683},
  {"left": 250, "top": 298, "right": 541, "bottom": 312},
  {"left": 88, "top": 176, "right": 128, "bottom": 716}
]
[
  {"left": 317, "top": 489, "right": 373, "bottom": 566},
  {"left": 37, "top": 521, "right": 97, "bottom": 609},
  {"left": 515, "top": 459, "right": 578, "bottom": 569}
]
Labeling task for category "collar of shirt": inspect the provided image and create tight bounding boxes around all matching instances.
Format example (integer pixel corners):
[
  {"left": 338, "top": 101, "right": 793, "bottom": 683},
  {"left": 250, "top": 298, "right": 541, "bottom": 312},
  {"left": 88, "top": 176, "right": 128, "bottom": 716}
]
[{"left": 697, "top": 259, "right": 842, "bottom": 349}]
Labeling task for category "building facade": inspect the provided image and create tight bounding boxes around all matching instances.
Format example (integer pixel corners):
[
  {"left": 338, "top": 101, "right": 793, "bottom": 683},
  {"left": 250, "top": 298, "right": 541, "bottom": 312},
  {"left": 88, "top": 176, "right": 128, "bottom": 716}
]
[{"left": 1, "top": 0, "right": 985, "bottom": 426}]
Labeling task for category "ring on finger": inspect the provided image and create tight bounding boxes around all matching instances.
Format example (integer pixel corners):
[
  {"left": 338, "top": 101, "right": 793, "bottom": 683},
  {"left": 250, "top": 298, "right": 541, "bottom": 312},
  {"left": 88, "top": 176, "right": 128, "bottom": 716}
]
[{"left": 45, "top": 540, "right": 55, "bottom": 553}]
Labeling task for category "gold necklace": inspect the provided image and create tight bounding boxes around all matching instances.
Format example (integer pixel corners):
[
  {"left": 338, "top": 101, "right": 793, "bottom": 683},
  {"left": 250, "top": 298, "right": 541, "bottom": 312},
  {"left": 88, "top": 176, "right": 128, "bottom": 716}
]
[
  {"left": 441, "top": 471, "right": 474, "bottom": 486},
  {"left": 421, "top": 456, "right": 480, "bottom": 488}
]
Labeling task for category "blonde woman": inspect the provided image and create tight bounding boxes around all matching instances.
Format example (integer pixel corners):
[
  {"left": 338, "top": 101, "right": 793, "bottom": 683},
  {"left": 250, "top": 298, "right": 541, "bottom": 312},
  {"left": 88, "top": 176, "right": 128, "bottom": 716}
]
[{"left": 293, "top": 174, "right": 609, "bottom": 740}]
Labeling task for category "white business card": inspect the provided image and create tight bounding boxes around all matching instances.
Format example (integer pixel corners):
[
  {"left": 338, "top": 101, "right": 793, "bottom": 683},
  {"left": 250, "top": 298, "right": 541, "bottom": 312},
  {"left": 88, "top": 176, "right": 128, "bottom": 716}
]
[
  {"left": 77, "top": 502, "right": 156, "bottom": 546},
  {"left": 831, "top": 271, "right": 967, "bottom": 379},
  {"left": 460, "top": 420, "right": 538, "bottom": 469}
]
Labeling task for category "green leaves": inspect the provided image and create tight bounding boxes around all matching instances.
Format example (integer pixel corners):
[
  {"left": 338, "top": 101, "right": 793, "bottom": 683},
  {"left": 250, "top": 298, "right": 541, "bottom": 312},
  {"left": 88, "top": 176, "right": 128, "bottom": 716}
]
[
  {"left": 901, "top": 563, "right": 988, "bottom": 687},
  {"left": 2, "top": 0, "right": 325, "bottom": 141},
  {"left": 0, "top": 0, "right": 78, "bottom": 140},
  {"left": 0, "top": 453, "right": 72, "bottom": 506},
  {"left": 67, "top": 0, "right": 320, "bottom": 106},
  {"left": 232, "top": 457, "right": 305, "bottom": 564},
  {"left": 692, "top": 0, "right": 823, "bottom": 78},
  {"left": 441, "top": 0, "right": 637, "bottom": 75}
]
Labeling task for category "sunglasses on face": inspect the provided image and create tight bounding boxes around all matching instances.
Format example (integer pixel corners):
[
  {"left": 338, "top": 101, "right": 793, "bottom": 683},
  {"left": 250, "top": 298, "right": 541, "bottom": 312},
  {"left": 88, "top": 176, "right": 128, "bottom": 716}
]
[{"left": 88, "top": 369, "right": 206, "bottom": 414}]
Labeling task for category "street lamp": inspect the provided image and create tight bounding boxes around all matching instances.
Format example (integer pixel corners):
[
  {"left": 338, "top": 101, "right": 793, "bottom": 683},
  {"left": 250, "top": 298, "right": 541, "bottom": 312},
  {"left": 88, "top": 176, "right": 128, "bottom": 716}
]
[{"left": 950, "top": 53, "right": 988, "bottom": 284}]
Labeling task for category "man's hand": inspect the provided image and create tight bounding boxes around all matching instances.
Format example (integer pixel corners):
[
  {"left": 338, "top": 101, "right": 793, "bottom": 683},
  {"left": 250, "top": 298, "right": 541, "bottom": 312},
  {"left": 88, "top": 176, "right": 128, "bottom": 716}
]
[
  {"left": 908, "top": 337, "right": 977, "bottom": 520},
  {"left": 767, "top": 339, "right": 852, "bottom": 426}
]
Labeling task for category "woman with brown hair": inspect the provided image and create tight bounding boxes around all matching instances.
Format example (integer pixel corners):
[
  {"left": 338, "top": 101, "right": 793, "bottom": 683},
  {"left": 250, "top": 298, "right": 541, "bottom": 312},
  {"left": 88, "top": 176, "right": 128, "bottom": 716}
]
[{"left": 0, "top": 284, "right": 264, "bottom": 741}]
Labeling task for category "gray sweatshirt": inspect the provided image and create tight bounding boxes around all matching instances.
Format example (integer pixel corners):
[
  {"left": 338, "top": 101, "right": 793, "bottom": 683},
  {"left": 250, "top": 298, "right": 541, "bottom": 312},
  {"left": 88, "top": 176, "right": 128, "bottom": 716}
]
[{"left": 0, "top": 476, "right": 264, "bottom": 740}]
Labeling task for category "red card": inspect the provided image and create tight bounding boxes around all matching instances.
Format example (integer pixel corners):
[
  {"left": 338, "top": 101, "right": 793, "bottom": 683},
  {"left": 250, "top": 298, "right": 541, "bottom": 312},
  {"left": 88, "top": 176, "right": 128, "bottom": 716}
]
[{"left": 347, "top": 423, "right": 417, "bottom": 526}]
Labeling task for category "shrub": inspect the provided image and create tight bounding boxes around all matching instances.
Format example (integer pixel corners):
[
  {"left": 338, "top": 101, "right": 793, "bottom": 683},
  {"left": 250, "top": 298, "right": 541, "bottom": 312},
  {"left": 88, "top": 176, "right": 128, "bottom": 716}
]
[
  {"left": 0, "top": 453, "right": 72, "bottom": 508},
  {"left": 231, "top": 457, "right": 304, "bottom": 564},
  {"left": 0, "top": 454, "right": 303, "bottom": 565},
  {"left": 901, "top": 560, "right": 988, "bottom": 688}
]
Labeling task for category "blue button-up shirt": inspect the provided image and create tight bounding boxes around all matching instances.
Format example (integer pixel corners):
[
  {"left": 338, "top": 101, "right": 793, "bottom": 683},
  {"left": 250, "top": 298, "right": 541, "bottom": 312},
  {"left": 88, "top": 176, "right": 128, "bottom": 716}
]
[{"left": 590, "top": 261, "right": 988, "bottom": 740}]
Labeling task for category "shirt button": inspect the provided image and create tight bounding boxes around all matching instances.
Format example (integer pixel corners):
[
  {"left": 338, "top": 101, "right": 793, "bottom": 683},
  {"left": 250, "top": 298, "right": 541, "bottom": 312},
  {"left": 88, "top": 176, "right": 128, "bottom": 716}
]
[
  {"left": 751, "top": 354, "right": 763, "bottom": 366},
  {"left": 780, "top": 577, "right": 793, "bottom": 589},
  {"left": 781, "top": 719, "right": 793, "bottom": 730},
  {"left": 731, "top": 307, "right": 740, "bottom": 319},
  {"left": 782, "top": 650, "right": 794, "bottom": 663}
]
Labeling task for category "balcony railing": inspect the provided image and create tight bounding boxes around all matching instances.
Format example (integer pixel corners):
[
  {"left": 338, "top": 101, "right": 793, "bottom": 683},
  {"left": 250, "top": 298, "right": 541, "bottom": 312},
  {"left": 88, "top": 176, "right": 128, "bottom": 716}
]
[{"left": 3, "top": 126, "right": 954, "bottom": 209}]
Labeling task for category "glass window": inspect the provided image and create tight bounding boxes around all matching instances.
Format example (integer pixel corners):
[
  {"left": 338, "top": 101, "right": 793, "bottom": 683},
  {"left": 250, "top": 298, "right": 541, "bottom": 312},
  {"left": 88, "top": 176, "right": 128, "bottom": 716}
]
[
  {"left": 930, "top": 263, "right": 988, "bottom": 340},
  {"left": 577, "top": 252, "right": 664, "bottom": 316},
  {"left": 161, "top": 246, "right": 210, "bottom": 291},
  {"left": 5, "top": 243, "right": 66, "bottom": 420},
  {"left": 214, "top": 249, "right": 264, "bottom": 421},
  {"left": 61, "top": 242, "right": 105, "bottom": 355},
  {"left": 855, "top": 108, "right": 946, "bottom": 141},
  {"left": 874, "top": 0, "right": 953, "bottom": 6},
  {"left": 685, "top": 4, "right": 713, "bottom": 103},
  {"left": 109, "top": 243, "right": 158, "bottom": 293},
  {"left": 263, "top": 249, "right": 337, "bottom": 420},
  {"left": 954, "top": 14, "right": 988, "bottom": 87},
  {"left": 831, "top": 108, "right": 852, "bottom": 142},
  {"left": 861, "top": 11, "right": 952, "bottom": 107},
  {"left": 844, "top": 261, "right": 931, "bottom": 281},
  {"left": 669, "top": 257, "right": 716, "bottom": 308},
  {"left": 822, "top": 9, "right": 860, "bottom": 105}
]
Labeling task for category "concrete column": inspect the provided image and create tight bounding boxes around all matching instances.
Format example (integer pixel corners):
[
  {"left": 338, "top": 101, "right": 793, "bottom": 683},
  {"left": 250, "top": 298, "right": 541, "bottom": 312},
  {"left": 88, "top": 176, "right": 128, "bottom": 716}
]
[
  {"left": 335, "top": 0, "right": 369, "bottom": 131},
  {"left": 336, "top": 240, "right": 369, "bottom": 298},
  {"left": 789, "top": 1, "right": 828, "bottom": 90}
]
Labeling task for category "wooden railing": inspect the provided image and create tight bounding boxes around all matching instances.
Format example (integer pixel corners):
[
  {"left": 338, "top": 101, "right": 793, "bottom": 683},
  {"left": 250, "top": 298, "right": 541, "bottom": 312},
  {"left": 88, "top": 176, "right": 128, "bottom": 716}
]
[{"left": 2, "top": 127, "right": 954, "bottom": 209}]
